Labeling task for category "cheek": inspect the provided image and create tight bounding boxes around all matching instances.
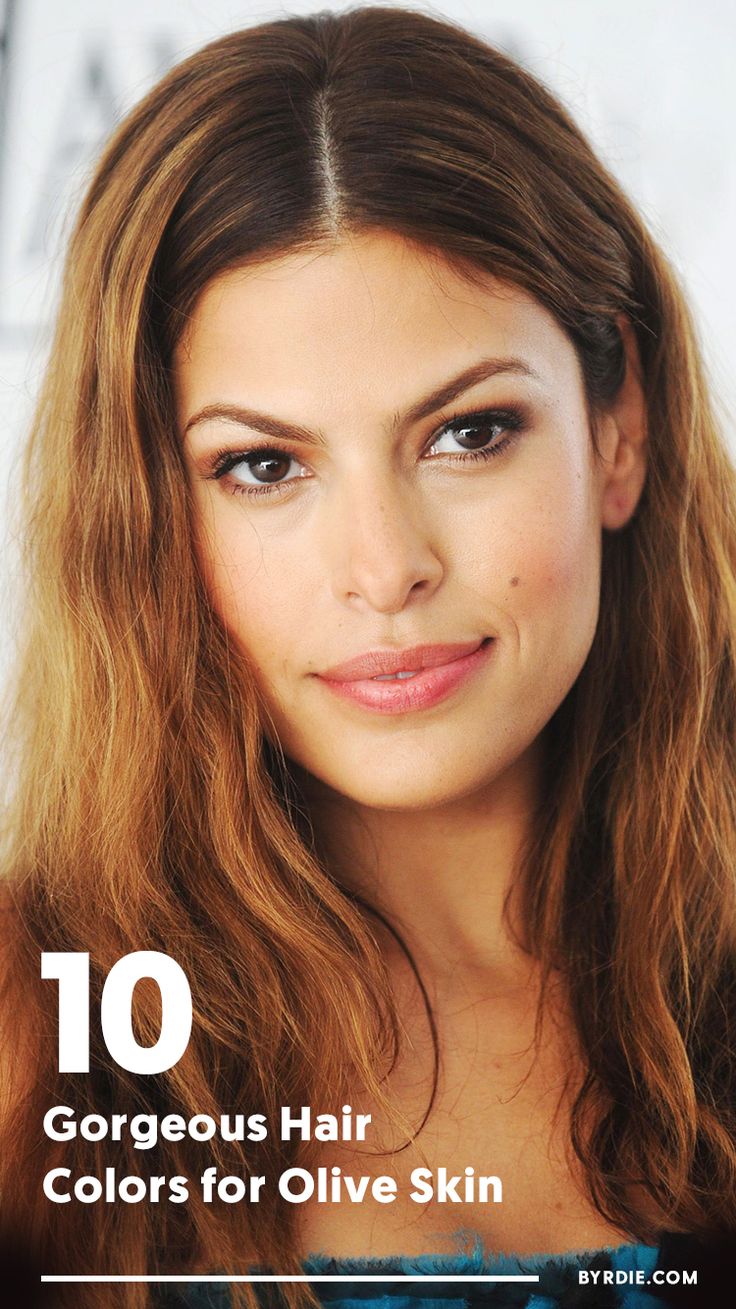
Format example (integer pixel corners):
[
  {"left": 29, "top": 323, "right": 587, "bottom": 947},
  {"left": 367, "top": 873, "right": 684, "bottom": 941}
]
[
  {"left": 193, "top": 509, "right": 309, "bottom": 678},
  {"left": 470, "top": 453, "right": 601, "bottom": 667}
]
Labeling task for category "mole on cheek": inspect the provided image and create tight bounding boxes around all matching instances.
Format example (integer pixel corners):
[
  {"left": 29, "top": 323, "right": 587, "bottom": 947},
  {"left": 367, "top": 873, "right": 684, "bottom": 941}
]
[{"left": 509, "top": 576, "right": 520, "bottom": 587}]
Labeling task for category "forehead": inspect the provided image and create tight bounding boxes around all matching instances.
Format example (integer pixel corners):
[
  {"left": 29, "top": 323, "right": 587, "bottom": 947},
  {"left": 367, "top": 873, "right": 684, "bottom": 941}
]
[{"left": 173, "top": 230, "right": 580, "bottom": 421}]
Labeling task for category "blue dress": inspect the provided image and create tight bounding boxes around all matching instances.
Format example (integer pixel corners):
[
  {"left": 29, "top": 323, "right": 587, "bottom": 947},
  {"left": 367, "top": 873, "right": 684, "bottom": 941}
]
[{"left": 155, "top": 1232, "right": 695, "bottom": 1308}]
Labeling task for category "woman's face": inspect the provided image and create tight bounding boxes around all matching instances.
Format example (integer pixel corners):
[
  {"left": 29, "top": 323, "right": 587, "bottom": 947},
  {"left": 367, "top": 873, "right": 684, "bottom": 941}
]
[{"left": 175, "top": 229, "right": 644, "bottom": 810}]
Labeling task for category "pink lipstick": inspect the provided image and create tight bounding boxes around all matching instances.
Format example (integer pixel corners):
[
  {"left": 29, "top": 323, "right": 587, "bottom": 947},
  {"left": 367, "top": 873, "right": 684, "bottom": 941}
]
[{"left": 316, "top": 638, "right": 495, "bottom": 714}]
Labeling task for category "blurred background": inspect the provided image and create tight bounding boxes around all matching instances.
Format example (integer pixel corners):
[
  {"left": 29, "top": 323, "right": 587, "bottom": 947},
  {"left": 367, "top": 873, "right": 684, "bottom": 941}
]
[{"left": 1, "top": 0, "right": 734, "bottom": 681}]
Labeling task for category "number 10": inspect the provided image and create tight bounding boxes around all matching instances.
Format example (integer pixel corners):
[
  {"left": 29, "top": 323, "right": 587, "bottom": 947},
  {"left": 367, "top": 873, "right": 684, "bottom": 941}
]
[{"left": 41, "top": 951, "right": 193, "bottom": 1074}]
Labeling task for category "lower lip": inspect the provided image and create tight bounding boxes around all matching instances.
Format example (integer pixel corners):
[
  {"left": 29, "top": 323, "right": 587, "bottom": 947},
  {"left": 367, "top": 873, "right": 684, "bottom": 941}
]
[{"left": 316, "top": 639, "right": 496, "bottom": 715}]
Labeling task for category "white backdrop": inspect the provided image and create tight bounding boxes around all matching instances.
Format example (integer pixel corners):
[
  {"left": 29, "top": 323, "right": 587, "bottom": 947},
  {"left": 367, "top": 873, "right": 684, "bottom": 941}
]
[{"left": 1, "top": 0, "right": 734, "bottom": 678}]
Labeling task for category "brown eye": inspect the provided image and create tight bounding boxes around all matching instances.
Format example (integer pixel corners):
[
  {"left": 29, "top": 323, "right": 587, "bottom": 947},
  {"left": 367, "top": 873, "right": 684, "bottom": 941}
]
[
  {"left": 239, "top": 451, "right": 294, "bottom": 483},
  {"left": 427, "top": 407, "right": 526, "bottom": 458},
  {"left": 213, "top": 447, "right": 305, "bottom": 487},
  {"left": 446, "top": 420, "right": 506, "bottom": 450}
]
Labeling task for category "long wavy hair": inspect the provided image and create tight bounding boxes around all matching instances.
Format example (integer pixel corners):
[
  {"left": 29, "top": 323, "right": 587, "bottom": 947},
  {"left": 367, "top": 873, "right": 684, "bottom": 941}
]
[{"left": 1, "top": 6, "right": 735, "bottom": 1306}]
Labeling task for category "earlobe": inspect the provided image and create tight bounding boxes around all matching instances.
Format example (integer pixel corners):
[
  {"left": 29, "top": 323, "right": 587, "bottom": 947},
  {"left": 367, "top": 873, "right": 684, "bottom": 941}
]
[{"left": 600, "top": 314, "right": 648, "bottom": 532}]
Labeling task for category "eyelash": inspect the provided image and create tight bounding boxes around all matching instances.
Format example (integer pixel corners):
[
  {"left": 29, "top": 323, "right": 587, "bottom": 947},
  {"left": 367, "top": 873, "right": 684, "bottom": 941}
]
[{"left": 205, "top": 405, "right": 528, "bottom": 500}]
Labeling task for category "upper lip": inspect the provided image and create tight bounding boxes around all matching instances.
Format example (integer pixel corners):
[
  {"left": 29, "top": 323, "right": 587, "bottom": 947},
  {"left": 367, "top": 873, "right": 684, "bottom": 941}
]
[{"left": 318, "top": 639, "right": 488, "bottom": 682}]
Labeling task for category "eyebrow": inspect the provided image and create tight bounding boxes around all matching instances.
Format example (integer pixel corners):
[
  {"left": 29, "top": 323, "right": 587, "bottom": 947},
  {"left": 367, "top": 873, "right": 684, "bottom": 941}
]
[{"left": 182, "top": 356, "right": 540, "bottom": 446}]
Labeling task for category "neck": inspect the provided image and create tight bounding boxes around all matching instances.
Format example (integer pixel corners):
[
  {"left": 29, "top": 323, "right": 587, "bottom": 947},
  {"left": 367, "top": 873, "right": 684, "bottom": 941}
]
[{"left": 296, "top": 738, "right": 545, "bottom": 996}]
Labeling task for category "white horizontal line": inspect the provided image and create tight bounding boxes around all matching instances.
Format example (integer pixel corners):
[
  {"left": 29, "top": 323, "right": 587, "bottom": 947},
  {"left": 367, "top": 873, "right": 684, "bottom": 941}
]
[{"left": 42, "top": 1274, "right": 540, "bottom": 1284}]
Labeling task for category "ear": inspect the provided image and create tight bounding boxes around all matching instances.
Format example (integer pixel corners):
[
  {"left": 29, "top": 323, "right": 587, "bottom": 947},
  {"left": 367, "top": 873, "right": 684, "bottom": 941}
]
[{"left": 597, "top": 314, "right": 648, "bottom": 531}]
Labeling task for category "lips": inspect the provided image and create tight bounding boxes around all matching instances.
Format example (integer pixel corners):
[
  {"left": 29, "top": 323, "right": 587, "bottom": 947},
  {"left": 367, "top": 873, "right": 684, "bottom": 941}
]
[
  {"left": 319, "top": 639, "right": 488, "bottom": 682},
  {"left": 315, "top": 638, "right": 495, "bottom": 715}
]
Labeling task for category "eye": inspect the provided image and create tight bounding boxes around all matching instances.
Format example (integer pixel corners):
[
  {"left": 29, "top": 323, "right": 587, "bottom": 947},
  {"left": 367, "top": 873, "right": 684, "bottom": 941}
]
[
  {"left": 210, "top": 446, "right": 309, "bottom": 496},
  {"left": 426, "top": 406, "right": 527, "bottom": 460}
]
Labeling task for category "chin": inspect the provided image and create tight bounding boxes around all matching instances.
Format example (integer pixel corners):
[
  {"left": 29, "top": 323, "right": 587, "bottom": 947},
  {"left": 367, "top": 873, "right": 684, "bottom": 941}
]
[{"left": 309, "top": 761, "right": 494, "bottom": 812}]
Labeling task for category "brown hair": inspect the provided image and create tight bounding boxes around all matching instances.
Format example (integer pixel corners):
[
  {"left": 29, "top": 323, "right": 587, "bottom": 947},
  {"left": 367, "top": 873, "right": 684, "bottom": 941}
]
[{"left": 2, "top": 5, "right": 735, "bottom": 1305}]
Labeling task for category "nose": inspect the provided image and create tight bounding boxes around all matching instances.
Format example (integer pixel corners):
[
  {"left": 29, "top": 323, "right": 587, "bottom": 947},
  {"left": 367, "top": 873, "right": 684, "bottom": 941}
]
[{"left": 325, "top": 468, "right": 444, "bottom": 615}]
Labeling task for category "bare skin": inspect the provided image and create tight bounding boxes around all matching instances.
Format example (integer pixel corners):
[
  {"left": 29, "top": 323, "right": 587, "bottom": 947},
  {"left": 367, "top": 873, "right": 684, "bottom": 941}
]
[
  {"left": 175, "top": 228, "right": 647, "bottom": 1258},
  {"left": 292, "top": 778, "right": 630, "bottom": 1257}
]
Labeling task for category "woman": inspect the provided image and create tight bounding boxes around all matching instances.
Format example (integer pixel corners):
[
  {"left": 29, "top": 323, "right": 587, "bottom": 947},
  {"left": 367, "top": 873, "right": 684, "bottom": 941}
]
[{"left": 1, "top": 6, "right": 734, "bottom": 1308}]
